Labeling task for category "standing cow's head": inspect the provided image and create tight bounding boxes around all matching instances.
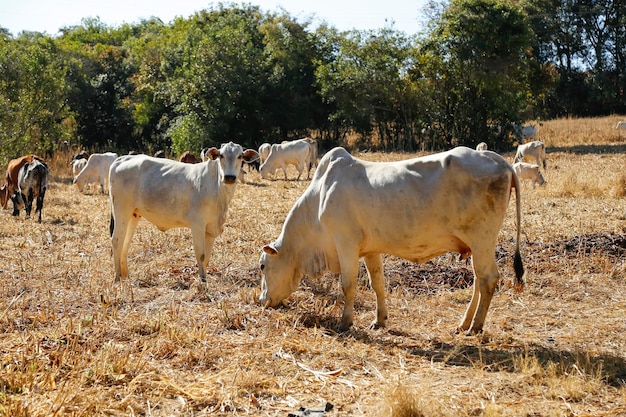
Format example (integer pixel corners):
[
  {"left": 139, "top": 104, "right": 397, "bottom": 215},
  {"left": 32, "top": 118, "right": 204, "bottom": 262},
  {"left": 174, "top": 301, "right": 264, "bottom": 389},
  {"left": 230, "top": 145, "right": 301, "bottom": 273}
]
[
  {"left": 206, "top": 142, "right": 259, "bottom": 184},
  {"left": 259, "top": 243, "right": 301, "bottom": 308}
]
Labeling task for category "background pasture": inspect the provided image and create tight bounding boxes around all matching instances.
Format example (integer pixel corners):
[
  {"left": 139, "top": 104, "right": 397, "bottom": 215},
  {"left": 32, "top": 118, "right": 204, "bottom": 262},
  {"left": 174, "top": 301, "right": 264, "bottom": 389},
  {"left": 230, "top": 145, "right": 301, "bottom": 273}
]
[{"left": 0, "top": 116, "right": 625, "bottom": 416}]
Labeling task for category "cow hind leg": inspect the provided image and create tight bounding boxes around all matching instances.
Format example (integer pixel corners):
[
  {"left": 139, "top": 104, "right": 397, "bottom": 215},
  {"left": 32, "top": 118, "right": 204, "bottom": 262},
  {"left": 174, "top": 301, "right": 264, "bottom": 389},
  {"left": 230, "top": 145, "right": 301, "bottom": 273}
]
[
  {"left": 460, "top": 249, "right": 500, "bottom": 334},
  {"left": 25, "top": 189, "right": 34, "bottom": 218},
  {"left": 363, "top": 253, "right": 387, "bottom": 329},
  {"left": 36, "top": 188, "right": 45, "bottom": 223}
]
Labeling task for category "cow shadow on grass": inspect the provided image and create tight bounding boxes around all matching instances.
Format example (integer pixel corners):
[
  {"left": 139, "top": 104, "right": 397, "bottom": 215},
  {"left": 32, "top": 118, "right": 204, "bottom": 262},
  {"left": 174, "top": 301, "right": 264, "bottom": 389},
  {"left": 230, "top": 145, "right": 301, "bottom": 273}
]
[
  {"left": 547, "top": 143, "right": 626, "bottom": 155},
  {"left": 343, "top": 328, "right": 626, "bottom": 387}
]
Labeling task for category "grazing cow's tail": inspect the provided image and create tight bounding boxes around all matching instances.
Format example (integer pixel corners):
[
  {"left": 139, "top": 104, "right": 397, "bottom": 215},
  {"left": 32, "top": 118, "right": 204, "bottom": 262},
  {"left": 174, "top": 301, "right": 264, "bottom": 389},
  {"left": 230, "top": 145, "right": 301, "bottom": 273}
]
[
  {"left": 109, "top": 212, "right": 115, "bottom": 237},
  {"left": 511, "top": 170, "right": 525, "bottom": 292}
]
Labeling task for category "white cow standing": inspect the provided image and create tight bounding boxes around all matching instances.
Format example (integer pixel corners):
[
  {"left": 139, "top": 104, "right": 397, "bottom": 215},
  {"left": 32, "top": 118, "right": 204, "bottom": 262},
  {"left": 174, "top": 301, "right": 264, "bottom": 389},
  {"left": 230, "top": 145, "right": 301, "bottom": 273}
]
[
  {"left": 259, "top": 147, "right": 524, "bottom": 334},
  {"left": 513, "top": 141, "right": 546, "bottom": 170},
  {"left": 71, "top": 158, "right": 87, "bottom": 178},
  {"left": 109, "top": 142, "right": 258, "bottom": 282},
  {"left": 73, "top": 152, "right": 118, "bottom": 193},
  {"left": 513, "top": 123, "right": 537, "bottom": 143},
  {"left": 513, "top": 162, "right": 546, "bottom": 188},
  {"left": 259, "top": 139, "right": 314, "bottom": 180},
  {"left": 258, "top": 143, "right": 271, "bottom": 164}
]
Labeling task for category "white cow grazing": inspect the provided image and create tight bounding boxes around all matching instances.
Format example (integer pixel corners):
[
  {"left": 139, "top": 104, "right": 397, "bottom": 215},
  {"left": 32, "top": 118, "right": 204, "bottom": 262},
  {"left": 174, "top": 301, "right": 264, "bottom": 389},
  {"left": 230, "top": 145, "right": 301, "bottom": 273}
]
[
  {"left": 71, "top": 158, "right": 87, "bottom": 178},
  {"left": 513, "top": 162, "right": 546, "bottom": 188},
  {"left": 616, "top": 121, "right": 626, "bottom": 131},
  {"left": 476, "top": 142, "right": 488, "bottom": 151},
  {"left": 513, "top": 141, "right": 546, "bottom": 169},
  {"left": 258, "top": 143, "right": 271, "bottom": 163},
  {"left": 109, "top": 142, "right": 258, "bottom": 282},
  {"left": 259, "top": 139, "right": 314, "bottom": 180},
  {"left": 259, "top": 147, "right": 524, "bottom": 334},
  {"left": 73, "top": 152, "right": 118, "bottom": 193}
]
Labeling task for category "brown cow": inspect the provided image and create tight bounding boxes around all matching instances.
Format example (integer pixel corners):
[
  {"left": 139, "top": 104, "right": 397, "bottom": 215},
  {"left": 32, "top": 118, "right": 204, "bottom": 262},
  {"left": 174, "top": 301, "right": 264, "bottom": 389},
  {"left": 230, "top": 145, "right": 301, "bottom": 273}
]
[
  {"left": 178, "top": 151, "right": 200, "bottom": 164},
  {"left": 1, "top": 154, "right": 45, "bottom": 209}
]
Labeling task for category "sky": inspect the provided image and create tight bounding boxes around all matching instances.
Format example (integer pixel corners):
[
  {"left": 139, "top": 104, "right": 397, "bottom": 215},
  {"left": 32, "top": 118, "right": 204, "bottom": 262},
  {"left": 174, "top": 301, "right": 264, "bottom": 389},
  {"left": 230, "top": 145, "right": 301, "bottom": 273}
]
[{"left": 1, "top": 0, "right": 429, "bottom": 37}]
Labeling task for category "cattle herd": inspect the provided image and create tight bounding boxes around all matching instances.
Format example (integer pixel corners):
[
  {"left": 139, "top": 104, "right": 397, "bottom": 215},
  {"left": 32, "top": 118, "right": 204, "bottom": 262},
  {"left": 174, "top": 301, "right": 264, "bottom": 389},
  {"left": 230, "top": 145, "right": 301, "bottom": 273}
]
[{"left": 0, "top": 125, "right": 595, "bottom": 332}]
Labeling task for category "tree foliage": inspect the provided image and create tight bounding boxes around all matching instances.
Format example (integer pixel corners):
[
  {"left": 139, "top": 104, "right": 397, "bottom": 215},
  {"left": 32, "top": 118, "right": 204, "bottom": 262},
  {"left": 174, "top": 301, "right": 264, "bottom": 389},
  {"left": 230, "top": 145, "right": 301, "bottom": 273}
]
[{"left": 0, "top": 0, "right": 624, "bottom": 165}]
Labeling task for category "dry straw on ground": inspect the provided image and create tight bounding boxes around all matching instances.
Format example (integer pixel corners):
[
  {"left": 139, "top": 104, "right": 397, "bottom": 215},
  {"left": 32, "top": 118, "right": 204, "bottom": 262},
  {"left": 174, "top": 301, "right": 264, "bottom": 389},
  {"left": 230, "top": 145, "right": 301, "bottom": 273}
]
[{"left": 0, "top": 116, "right": 625, "bottom": 416}]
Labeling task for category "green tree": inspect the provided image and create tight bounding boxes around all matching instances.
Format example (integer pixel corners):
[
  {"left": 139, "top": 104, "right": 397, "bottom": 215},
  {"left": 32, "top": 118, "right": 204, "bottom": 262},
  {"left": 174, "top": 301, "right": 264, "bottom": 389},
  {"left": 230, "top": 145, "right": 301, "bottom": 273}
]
[
  {"left": 0, "top": 32, "right": 71, "bottom": 164},
  {"left": 419, "top": 0, "right": 534, "bottom": 150}
]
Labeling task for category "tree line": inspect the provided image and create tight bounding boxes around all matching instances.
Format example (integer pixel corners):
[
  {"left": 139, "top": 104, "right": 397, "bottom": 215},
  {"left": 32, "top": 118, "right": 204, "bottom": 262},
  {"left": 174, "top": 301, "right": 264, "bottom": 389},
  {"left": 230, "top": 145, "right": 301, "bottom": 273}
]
[{"left": 1, "top": 0, "right": 624, "bottom": 165}]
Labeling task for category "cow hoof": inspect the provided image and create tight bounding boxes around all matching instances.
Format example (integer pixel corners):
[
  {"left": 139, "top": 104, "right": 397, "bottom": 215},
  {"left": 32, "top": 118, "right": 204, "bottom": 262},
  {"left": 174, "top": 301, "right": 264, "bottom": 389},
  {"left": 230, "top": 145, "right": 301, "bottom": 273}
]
[{"left": 368, "top": 321, "right": 386, "bottom": 330}]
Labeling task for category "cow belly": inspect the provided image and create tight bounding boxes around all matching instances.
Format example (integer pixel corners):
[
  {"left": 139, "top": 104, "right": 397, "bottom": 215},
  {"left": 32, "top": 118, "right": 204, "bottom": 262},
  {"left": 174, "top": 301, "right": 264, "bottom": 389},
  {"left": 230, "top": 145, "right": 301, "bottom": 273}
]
[{"left": 361, "top": 232, "right": 469, "bottom": 263}]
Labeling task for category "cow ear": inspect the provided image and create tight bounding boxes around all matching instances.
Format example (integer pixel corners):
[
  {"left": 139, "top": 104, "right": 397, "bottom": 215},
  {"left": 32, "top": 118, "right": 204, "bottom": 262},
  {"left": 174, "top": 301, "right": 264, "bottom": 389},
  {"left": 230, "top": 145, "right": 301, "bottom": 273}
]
[
  {"left": 263, "top": 245, "right": 278, "bottom": 255},
  {"left": 208, "top": 147, "right": 220, "bottom": 160},
  {"left": 243, "top": 149, "right": 260, "bottom": 163}
]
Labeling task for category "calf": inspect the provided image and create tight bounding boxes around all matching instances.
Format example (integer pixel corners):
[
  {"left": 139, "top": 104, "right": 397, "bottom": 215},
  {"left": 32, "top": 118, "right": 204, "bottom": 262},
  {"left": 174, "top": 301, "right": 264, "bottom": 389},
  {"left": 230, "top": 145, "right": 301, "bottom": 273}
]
[
  {"left": 109, "top": 142, "right": 258, "bottom": 282},
  {"left": 513, "top": 162, "right": 546, "bottom": 188},
  {"left": 73, "top": 152, "right": 118, "bottom": 193},
  {"left": 71, "top": 158, "right": 87, "bottom": 178},
  {"left": 11, "top": 159, "right": 49, "bottom": 222},
  {"left": 513, "top": 141, "right": 546, "bottom": 169}
]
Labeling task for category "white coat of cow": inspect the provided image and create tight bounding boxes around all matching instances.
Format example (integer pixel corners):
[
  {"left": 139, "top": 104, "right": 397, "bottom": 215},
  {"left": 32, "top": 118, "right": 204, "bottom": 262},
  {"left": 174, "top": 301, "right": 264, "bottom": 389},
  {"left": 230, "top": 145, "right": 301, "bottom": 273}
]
[
  {"left": 109, "top": 142, "right": 258, "bottom": 282},
  {"left": 259, "top": 139, "right": 314, "bottom": 180},
  {"left": 259, "top": 147, "right": 524, "bottom": 333},
  {"left": 513, "top": 141, "right": 546, "bottom": 169},
  {"left": 258, "top": 143, "right": 271, "bottom": 163},
  {"left": 513, "top": 162, "right": 545, "bottom": 188},
  {"left": 616, "top": 121, "right": 626, "bottom": 131},
  {"left": 73, "top": 152, "right": 118, "bottom": 193},
  {"left": 513, "top": 123, "right": 537, "bottom": 142},
  {"left": 476, "top": 142, "right": 488, "bottom": 151},
  {"left": 71, "top": 158, "right": 87, "bottom": 178}
]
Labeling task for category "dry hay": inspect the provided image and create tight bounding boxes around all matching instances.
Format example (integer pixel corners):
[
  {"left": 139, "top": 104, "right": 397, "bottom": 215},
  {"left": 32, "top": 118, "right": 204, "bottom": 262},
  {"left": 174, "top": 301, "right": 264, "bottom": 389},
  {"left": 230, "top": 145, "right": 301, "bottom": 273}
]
[{"left": 0, "top": 116, "right": 625, "bottom": 416}]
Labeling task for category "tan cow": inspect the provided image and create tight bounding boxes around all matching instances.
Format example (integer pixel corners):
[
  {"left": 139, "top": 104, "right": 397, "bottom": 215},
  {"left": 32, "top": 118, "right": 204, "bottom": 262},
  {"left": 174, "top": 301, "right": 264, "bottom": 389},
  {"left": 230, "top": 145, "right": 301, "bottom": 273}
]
[
  {"left": 259, "top": 147, "right": 524, "bottom": 333},
  {"left": 513, "top": 162, "right": 546, "bottom": 188}
]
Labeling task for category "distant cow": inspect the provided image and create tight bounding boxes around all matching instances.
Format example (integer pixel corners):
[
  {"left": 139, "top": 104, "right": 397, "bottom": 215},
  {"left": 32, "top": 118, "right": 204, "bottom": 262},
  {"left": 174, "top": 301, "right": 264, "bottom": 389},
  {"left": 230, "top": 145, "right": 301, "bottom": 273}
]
[
  {"left": 71, "top": 158, "right": 87, "bottom": 178},
  {"left": 513, "top": 123, "right": 537, "bottom": 142},
  {"left": 11, "top": 159, "right": 49, "bottom": 222},
  {"left": 260, "top": 139, "right": 314, "bottom": 180},
  {"left": 71, "top": 150, "right": 89, "bottom": 162},
  {"left": 179, "top": 151, "right": 200, "bottom": 164},
  {"left": 616, "top": 121, "right": 626, "bottom": 131},
  {"left": 258, "top": 143, "right": 271, "bottom": 163},
  {"left": 154, "top": 150, "right": 166, "bottom": 158},
  {"left": 476, "top": 142, "right": 488, "bottom": 151},
  {"left": 109, "top": 142, "right": 259, "bottom": 282},
  {"left": 513, "top": 162, "right": 546, "bottom": 188},
  {"left": 259, "top": 146, "right": 524, "bottom": 333},
  {"left": 513, "top": 141, "right": 546, "bottom": 169},
  {"left": 73, "top": 152, "right": 118, "bottom": 193},
  {"left": 1, "top": 154, "right": 45, "bottom": 209}
]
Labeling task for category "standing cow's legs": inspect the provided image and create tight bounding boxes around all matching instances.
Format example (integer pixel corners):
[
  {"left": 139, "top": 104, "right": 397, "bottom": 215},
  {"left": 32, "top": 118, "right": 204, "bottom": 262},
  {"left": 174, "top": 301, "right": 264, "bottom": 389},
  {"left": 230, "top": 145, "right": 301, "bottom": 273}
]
[
  {"left": 334, "top": 243, "right": 361, "bottom": 331},
  {"left": 363, "top": 253, "right": 388, "bottom": 328},
  {"left": 459, "top": 248, "right": 500, "bottom": 334},
  {"left": 36, "top": 187, "right": 46, "bottom": 223},
  {"left": 111, "top": 210, "right": 138, "bottom": 281},
  {"left": 190, "top": 223, "right": 215, "bottom": 281},
  {"left": 25, "top": 189, "right": 34, "bottom": 218}
]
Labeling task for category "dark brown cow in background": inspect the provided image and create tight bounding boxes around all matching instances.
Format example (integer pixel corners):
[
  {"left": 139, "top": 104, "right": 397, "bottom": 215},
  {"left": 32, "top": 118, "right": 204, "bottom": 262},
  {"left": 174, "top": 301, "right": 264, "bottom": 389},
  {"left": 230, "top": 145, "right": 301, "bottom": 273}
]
[{"left": 179, "top": 151, "right": 200, "bottom": 164}]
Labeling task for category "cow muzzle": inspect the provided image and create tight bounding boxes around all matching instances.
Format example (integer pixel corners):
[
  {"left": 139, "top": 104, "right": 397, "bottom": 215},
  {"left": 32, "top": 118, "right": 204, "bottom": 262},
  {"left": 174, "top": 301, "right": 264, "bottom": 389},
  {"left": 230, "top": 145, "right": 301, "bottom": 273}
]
[{"left": 223, "top": 175, "right": 237, "bottom": 184}]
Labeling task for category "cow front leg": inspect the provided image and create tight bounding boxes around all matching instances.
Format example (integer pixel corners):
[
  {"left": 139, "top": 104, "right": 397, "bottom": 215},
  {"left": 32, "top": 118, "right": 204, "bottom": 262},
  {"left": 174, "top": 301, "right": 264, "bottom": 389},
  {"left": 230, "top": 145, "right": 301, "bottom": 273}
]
[
  {"left": 337, "top": 256, "right": 360, "bottom": 332},
  {"left": 111, "top": 212, "right": 138, "bottom": 282},
  {"left": 364, "top": 253, "right": 387, "bottom": 328}
]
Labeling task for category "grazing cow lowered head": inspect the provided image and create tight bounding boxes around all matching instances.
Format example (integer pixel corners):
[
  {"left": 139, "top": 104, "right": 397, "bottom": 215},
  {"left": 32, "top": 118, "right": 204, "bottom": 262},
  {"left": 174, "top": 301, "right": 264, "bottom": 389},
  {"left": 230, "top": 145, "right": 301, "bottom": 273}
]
[
  {"left": 73, "top": 152, "right": 118, "bottom": 193},
  {"left": 513, "top": 162, "right": 546, "bottom": 188},
  {"left": 11, "top": 159, "right": 49, "bottom": 222},
  {"left": 259, "top": 146, "right": 524, "bottom": 334},
  {"left": 109, "top": 141, "right": 258, "bottom": 282}
]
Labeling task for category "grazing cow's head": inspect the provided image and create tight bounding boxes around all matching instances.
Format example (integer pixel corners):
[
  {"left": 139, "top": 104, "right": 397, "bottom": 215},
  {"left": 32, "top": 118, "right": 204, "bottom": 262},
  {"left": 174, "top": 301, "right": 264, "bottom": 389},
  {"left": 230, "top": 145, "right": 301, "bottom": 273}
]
[
  {"left": 259, "top": 243, "right": 301, "bottom": 308},
  {"left": 207, "top": 142, "right": 259, "bottom": 184}
]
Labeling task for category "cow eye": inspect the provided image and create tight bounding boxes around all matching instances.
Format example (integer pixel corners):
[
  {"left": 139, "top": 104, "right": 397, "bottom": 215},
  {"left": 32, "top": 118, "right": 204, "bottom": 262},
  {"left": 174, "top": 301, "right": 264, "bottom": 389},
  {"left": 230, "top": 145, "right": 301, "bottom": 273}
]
[{"left": 260, "top": 264, "right": 265, "bottom": 271}]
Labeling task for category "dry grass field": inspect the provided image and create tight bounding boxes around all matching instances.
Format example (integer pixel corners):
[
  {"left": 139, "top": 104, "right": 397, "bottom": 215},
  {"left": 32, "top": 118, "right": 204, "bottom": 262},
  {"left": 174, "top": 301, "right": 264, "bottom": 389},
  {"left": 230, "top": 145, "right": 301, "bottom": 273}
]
[{"left": 0, "top": 116, "right": 625, "bottom": 416}]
